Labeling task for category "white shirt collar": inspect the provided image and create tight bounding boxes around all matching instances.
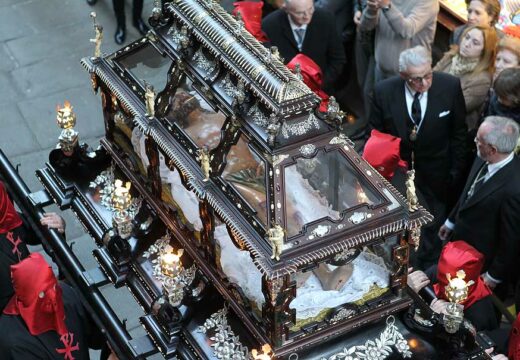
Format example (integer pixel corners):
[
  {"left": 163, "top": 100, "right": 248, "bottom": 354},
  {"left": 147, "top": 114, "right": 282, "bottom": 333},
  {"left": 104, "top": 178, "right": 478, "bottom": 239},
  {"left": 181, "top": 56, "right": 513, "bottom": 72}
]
[
  {"left": 486, "top": 152, "right": 514, "bottom": 179},
  {"left": 287, "top": 15, "right": 308, "bottom": 31}
]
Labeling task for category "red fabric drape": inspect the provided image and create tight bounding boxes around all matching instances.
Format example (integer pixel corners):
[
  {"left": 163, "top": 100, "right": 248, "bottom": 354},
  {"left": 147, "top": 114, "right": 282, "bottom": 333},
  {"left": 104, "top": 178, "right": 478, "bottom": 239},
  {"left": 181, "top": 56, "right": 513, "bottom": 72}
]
[
  {"left": 0, "top": 181, "right": 22, "bottom": 234},
  {"left": 232, "top": 1, "right": 269, "bottom": 42},
  {"left": 362, "top": 129, "right": 407, "bottom": 180},
  {"left": 287, "top": 54, "right": 329, "bottom": 112}
]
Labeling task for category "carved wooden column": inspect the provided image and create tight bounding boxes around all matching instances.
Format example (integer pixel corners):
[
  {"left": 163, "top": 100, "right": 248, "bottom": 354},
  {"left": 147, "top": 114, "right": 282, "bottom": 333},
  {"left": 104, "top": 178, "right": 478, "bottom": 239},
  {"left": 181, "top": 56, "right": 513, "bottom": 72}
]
[
  {"left": 391, "top": 232, "right": 410, "bottom": 290},
  {"left": 144, "top": 135, "right": 161, "bottom": 198},
  {"left": 100, "top": 87, "right": 115, "bottom": 141},
  {"left": 198, "top": 200, "right": 215, "bottom": 259},
  {"left": 262, "top": 274, "right": 296, "bottom": 347}
]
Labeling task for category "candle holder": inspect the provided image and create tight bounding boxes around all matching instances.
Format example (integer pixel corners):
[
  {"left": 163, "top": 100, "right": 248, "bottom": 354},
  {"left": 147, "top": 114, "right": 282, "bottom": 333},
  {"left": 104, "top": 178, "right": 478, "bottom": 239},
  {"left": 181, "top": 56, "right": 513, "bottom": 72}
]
[
  {"left": 111, "top": 179, "right": 133, "bottom": 239},
  {"left": 144, "top": 234, "right": 196, "bottom": 307},
  {"left": 251, "top": 344, "right": 274, "bottom": 360},
  {"left": 443, "top": 270, "right": 474, "bottom": 334},
  {"left": 56, "top": 101, "right": 79, "bottom": 156},
  {"left": 160, "top": 245, "right": 183, "bottom": 278}
]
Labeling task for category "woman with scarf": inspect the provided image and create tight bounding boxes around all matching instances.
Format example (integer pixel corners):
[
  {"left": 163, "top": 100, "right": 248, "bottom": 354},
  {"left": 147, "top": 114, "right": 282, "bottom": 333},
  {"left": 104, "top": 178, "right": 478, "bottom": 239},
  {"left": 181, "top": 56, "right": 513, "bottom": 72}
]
[
  {"left": 408, "top": 240, "right": 498, "bottom": 331},
  {"left": 0, "top": 253, "right": 109, "bottom": 359},
  {"left": 434, "top": 25, "right": 497, "bottom": 132},
  {"left": 0, "top": 182, "right": 65, "bottom": 311}
]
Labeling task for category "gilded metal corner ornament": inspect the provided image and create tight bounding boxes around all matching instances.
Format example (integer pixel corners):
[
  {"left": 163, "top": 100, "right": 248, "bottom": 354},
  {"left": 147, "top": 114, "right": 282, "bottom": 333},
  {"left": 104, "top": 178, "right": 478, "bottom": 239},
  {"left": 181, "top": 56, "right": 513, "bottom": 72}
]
[
  {"left": 272, "top": 154, "right": 289, "bottom": 168},
  {"left": 196, "top": 146, "right": 211, "bottom": 181},
  {"left": 320, "top": 315, "right": 412, "bottom": 360},
  {"left": 197, "top": 307, "right": 250, "bottom": 360},
  {"left": 267, "top": 223, "right": 285, "bottom": 261},
  {"left": 405, "top": 170, "right": 419, "bottom": 212}
]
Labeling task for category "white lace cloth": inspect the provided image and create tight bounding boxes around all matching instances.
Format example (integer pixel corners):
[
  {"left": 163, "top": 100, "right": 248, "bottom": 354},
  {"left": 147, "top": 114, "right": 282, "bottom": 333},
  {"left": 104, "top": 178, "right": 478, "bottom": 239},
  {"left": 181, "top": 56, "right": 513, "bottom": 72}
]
[{"left": 215, "top": 224, "right": 390, "bottom": 320}]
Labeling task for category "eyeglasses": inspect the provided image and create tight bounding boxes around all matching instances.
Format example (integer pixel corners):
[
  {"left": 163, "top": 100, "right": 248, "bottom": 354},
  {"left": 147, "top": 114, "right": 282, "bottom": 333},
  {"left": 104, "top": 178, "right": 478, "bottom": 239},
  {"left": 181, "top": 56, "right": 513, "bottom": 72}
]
[
  {"left": 474, "top": 136, "right": 494, "bottom": 148},
  {"left": 406, "top": 72, "right": 433, "bottom": 85}
]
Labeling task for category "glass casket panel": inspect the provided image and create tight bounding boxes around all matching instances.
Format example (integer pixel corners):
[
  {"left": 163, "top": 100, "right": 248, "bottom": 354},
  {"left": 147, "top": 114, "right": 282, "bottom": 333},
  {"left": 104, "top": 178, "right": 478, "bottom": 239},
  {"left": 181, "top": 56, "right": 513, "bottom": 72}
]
[
  {"left": 115, "top": 43, "right": 172, "bottom": 91},
  {"left": 284, "top": 149, "right": 384, "bottom": 237},
  {"left": 165, "top": 78, "right": 226, "bottom": 150},
  {"left": 222, "top": 134, "right": 267, "bottom": 226}
]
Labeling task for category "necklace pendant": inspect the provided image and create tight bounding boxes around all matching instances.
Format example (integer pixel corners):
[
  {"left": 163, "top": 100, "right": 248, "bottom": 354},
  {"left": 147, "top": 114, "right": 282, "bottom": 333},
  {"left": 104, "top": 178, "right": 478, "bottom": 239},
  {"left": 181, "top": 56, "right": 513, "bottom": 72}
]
[{"left": 409, "top": 127, "right": 417, "bottom": 142}]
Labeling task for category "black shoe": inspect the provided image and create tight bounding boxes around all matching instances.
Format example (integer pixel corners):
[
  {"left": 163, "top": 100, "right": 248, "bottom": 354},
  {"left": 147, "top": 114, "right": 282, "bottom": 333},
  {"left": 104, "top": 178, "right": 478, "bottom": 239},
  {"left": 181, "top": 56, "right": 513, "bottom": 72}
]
[
  {"left": 133, "top": 18, "right": 149, "bottom": 36},
  {"left": 86, "top": 0, "right": 97, "bottom": 5},
  {"left": 115, "top": 26, "right": 126, "bottom": 45}
]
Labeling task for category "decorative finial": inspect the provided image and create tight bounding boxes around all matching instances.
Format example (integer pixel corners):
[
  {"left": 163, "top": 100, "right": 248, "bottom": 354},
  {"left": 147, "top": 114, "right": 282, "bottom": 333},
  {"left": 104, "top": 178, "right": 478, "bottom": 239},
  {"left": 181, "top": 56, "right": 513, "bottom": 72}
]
[
  {"left": 266, "top": 113, "right": 280, "bottom": 146},
  {"left": 293, "top": 63, "right": 303, "bottom": 81},
  {"left": 89, "top": 12, "right": 103, "bottom": 58},
  {"left": 325, "top": 96, "right": 345, "bottom": 128}
]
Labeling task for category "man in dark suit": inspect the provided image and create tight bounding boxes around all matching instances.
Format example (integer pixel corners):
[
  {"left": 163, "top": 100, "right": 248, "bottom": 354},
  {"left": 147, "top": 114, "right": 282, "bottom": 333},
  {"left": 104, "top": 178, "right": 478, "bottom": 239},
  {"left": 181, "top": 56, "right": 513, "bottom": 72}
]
[
  {"left": 369, "top": 46, "right": 467, "bottom": 269},
  {"left": 438, "top": 116, "right": 520, "bottom": 291},
  {"left": 262, "top": 0, "right": 346, "bottom": 92}
]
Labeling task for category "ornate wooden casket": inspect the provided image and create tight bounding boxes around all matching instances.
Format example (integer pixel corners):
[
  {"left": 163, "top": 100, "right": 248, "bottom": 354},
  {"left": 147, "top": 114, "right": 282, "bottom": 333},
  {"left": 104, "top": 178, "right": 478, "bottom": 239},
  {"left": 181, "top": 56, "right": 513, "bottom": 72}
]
[{"left": 0, "top": 1, "right": 496, "bottom": 359}]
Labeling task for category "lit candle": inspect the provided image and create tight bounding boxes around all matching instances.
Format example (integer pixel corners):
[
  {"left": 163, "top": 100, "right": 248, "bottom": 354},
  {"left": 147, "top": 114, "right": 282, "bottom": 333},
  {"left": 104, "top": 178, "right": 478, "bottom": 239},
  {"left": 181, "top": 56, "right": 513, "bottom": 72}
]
[
  {"left": 251, "top": 344, "right": 273, "bottom": 360},
  {"left": 112, "top": 180, "right": 132, "bottom": 212},
  {"left": 56, "top": 101, "right": 76, "bottom": 129},
  {"left": 160, "top": 245, "right": 183, "bottom": 277}
]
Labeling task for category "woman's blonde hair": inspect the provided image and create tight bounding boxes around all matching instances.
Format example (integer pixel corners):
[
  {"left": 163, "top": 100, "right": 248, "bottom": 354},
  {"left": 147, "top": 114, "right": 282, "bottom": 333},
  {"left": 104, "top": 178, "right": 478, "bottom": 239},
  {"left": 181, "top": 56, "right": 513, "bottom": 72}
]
[
  {"left": 449, "top": 25, "right": 498, "bottom": 74},
  {"left": 497, "top": 36, "right": 520, "bottom": 62}
]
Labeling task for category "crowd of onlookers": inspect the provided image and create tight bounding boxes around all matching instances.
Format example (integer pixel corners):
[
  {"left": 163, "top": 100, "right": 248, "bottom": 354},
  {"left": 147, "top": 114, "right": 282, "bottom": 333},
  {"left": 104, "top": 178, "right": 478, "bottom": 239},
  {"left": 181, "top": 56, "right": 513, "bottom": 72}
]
[{"left": 248, "top": 0, "right": 520, "bottom": 358}]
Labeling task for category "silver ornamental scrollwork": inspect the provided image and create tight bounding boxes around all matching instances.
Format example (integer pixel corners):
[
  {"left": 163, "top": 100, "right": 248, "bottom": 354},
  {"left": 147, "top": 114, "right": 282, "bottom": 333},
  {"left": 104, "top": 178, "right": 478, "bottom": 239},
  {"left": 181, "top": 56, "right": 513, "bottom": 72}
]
[
  {"left": 329, "top": 133, "right": 355, "bottom": 148},
  {"left": 299, "top": 144, "right": 316, "bottom": 157},
  {"left": 89, "top": 167, "right": 142, "bottom": 218},
  {"left": 192, "top": 48, "right": 216, "bottom": 74},
  {"left": 247, "top": 102, "right": 269, "bottom": 128},
  {"left": 320, "top": 315, "right": 412, "bottom": 360},
  {"left": 329, "top": 308, "right": 357, "bottom": 324},
  {"left": 281, "top": 111, "right": 319, "bottom": 139},
  {"left": 197, "top": 307, "right": 250, "bottom": 360},
  {"left": 334, "top": 249, "right": 357, "bottom": 263},
  {"left": 348, "top": 212, "right": 368, "bottom": 225},
  {"left": 142, "top": 234, "right": 197, "bottom": 306},
  {"left": 219, "top": 74, "right": 238, "bottom": 98}
]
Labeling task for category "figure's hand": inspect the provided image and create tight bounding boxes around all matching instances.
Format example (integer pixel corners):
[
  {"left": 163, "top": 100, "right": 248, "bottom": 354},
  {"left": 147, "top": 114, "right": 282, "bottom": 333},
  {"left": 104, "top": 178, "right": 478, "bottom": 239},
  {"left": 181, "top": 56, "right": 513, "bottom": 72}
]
[
  {"left": 353, "top": 10, "right": 362, "bottom": 25},
  {"left": 438, "top": 225, "right": 452, "bottom": 241},
  {"left": 40, "top": 213, "right": 66, "bottom": 234},
  {"left": 430, "top": 298, "right": 449, "bottom": 315},
  {"left": 407, "top": 267, "right": 430, "bottom": 293}
]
